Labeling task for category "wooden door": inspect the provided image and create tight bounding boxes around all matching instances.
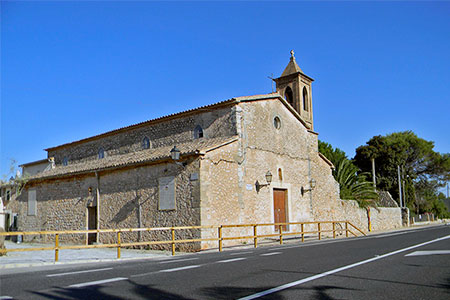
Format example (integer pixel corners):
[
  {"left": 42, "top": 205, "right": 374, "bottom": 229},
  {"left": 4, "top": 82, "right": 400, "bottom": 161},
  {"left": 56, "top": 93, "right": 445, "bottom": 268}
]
[
  {"left": 273, "top": 189, "right": 287, "bottom": 231},
  {"left": 87, "top": 207, "right": 97, "bottom": 244}
]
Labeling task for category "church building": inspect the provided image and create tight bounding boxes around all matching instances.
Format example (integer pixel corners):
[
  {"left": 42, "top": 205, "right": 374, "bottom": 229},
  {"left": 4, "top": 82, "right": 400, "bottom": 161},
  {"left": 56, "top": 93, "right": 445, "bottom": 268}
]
[{"left": 8, "top": 52, "right": 402, "bottom": 249}]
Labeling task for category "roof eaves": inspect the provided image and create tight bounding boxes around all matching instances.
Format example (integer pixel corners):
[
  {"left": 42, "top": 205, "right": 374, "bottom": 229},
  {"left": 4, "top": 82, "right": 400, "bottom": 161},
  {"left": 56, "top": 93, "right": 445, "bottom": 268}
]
[
  {"left": 203, "top": 137, "right": 239, "bottom": 153},
  {"left": 28, "top": 152, "right": 201, "bottom": 182},
  {"left": 234, "top": 92, "right": 314, "bottom": 132},
  {"left": 233, "top": 93, "right": 281, "bottom": 102},
  {"left": 318, "top": 152, "right": 334, "bottom": 169},
  {"left": 19, "top": 158, "right": 51, "bottom": 168},
  {"left": 276, "top": 95, "right": 310, "bottom": 129},
  {"left": 33, "top": 136, "right": 238, "bottom": 182}
]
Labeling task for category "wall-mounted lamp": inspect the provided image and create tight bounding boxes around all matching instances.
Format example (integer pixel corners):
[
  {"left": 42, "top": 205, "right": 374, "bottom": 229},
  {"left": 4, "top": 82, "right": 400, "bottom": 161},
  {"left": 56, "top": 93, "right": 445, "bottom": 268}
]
[
  {"left": 301, "top": 178, "right": 316, "bottom": 196},
  {"left": 170, "top": 146, "right": 186, "bottom": 166},
  {"left": 255, "top": 170, "right": 273, "bottom": 192}
]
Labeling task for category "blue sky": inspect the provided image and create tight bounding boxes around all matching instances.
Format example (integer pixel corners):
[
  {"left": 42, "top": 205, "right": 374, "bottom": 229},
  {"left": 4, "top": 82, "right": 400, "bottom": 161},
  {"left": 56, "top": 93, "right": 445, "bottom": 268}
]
[{"left": 1, "top": 1, "right": 449, "bottom": 180}]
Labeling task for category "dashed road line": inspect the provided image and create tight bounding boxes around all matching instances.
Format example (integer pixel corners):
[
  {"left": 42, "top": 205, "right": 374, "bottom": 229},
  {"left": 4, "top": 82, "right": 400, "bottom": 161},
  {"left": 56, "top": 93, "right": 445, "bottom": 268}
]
[
  {"left": 130, "top": 271, "right": 158, "bottom": 278},
  {"left": 159, "top": 265, "right": 201, "bottom": 272},
  {"left": 68, "top": 277, "right": 128, "bottom": 288},
  {"left": 47, "top": 267, "right": 113, "bottom": 277},
  {"left": 406, "top": 250, "right": 450, "bottom": 256},
  {"left": 260, "top": 252, "right": 281, "bottom": 256},
  {"left": 238, "top": 234, "right": 450, "bottom": 300},
  {"left": 216, "top": 257, "right": 246, "bottom": 263}
]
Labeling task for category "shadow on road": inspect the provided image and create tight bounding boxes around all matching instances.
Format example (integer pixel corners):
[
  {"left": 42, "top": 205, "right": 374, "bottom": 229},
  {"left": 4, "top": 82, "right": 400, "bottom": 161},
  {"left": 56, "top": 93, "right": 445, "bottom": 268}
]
[
  {"left": 201, "top": 284, "right": 357, "bottom": 300},
  {"left": 260, "top": 267, "right": 447, "bottom": 290},
  {"left": 30, "top": 280, "right": 195, "bottom": 300}
]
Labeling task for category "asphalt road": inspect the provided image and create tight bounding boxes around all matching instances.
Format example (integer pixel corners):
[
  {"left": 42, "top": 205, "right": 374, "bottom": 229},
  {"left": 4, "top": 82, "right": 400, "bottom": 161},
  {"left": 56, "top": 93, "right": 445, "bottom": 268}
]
[{"left": 1, "top": 225, "right": 449, "bottom": 299}]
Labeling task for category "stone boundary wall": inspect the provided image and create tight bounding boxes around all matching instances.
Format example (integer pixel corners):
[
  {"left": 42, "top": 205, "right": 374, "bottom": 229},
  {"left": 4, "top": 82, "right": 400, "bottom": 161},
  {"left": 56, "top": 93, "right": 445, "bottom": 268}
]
[{"left": 337, "top": 199, "right": 402, "bottom": 232}]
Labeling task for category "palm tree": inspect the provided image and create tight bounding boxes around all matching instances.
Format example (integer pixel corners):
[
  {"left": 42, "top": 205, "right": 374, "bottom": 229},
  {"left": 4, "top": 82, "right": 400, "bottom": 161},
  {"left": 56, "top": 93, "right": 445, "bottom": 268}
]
[
  {"left": 334, "top": 159, "right": 378, "bottom": 204},
  {"left": 334, "top": 159, "right": 379, "bottom": 231}
]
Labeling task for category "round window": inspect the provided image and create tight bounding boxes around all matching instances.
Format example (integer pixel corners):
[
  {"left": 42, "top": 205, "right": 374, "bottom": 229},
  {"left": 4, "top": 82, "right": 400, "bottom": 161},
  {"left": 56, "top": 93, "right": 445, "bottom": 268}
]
[{"left": 273, "top": 116, "right": 281, "bottom": 129}]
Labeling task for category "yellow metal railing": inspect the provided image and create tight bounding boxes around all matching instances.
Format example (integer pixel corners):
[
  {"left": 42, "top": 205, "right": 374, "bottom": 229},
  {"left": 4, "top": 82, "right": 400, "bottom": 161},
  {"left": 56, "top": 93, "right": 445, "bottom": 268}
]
[{"left": 0, "top": 221, "right": 365, "bottom": 262}]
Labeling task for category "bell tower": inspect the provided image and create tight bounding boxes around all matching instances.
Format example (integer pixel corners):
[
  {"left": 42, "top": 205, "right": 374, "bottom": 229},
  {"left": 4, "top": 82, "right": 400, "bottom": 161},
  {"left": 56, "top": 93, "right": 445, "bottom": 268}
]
[{"left": 274, "top": 50, "right": 314, "bottom": 130}]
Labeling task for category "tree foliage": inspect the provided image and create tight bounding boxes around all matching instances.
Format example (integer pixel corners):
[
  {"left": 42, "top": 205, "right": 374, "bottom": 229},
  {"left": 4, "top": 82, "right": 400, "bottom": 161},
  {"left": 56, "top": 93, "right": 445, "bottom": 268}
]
[
  {"left": 354, "top": 131, "right": 450, "bottom": 216},
  {"left": 0, "top": 159, "right": 28, "bottom": 197},
  {"left": 318, "top": 141, "right": 378, "bottom": 208},
  {"left": 318, "top": 141, "right": 348, "bottom": 170}
]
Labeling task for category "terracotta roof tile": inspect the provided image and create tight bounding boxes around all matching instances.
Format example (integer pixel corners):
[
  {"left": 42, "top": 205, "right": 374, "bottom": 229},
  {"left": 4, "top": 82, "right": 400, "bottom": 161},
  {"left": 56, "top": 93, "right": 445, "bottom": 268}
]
[{"left": 32, "top": 136, "right": 238, "bottom": 180}]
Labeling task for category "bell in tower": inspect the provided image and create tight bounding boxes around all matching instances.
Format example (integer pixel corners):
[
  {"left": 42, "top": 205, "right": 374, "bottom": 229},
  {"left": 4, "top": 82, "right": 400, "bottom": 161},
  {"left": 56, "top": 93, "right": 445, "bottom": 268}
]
[{"left": 274, "top": 50, "right": 314, "bottom": 130}]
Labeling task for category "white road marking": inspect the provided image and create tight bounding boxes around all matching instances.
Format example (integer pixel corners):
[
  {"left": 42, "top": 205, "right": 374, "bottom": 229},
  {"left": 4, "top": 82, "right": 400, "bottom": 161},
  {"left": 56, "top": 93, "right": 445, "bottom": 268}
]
[
  {"left": 406, "top": 250, "right": 450, "bottom": 256},
  {"left": 231, "top": 251, "right": 253, "bottom": 255},
  {"left": 270, "top": 237, "right": 360, "bottom": 251},
  {"left": 159, "top": 258, "right": 198, "bottom": 264},
  {"left": 260, "top": 252, "right": 281, "bottom": 256},
  {"left": 0, "top": 296, "right": 14, "bottom": 299},
  {"left": 269, "top": 226, "right": 443, "bottom": 251},
  {"left": 130, "top": 271, "right": 158, "bottom": 278},
  {"left": 216, "top": 257, "right": 246, "bottom": 263},
  {"left": 68, "top": 277, "right": 127, "bottom": 288},
  {"left": 238, "top": 234, "right": 450, "bottom": 300},
  {"left": 159, "top": 265, "right": 200, "bottom": 272},
  {"left": 47, "top": 268, "right": 113, "bottom": 277}
]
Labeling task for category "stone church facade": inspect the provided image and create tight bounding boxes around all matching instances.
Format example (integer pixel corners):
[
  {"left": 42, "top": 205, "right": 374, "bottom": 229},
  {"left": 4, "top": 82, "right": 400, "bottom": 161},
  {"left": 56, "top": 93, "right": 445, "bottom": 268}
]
[{"left": 8, "top": 52, "right": 402, "bottom": 250}]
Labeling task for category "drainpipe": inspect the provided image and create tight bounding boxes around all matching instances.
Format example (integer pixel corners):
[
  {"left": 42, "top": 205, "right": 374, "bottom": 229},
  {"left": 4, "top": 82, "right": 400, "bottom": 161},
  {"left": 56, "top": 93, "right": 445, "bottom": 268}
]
[
  {"left": 95, "top": 172, "right": 100, "bottom": 243},
  {"left": 137, "top": 191, "right": 142, "bottom": 242},
  {"left": 136, "top": 171, "right": 142, "bottom": 242},
  {"left": 308, "top": 156, "right": 313, "bottom": 217},
  {"left": 397, "top": 166, "right": 403, "bottom": 208}
]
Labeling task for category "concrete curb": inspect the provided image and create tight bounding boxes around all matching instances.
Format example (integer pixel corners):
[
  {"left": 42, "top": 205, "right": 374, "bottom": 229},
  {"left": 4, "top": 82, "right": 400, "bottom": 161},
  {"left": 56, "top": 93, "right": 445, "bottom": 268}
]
[{"left": 0, "top": 254, "right": 178, "bottom": 270}]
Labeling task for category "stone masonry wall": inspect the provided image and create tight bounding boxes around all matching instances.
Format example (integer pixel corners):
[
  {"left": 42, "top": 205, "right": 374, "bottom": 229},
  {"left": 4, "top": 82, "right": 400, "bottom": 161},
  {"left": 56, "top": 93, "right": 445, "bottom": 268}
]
[
  {"left": 11, "top": 97, "right": 403, "bottom": 251},
  {"left": 198, "top": 99, "right": 402, "bottom": 249},
  {"left": 199, "top": 141, "right": 241, "bottom": 248},
  {"left": 240, "top": 100, "right": 341, "bottom": 237},
  {"left": 48, "top": 106, "right": 237, "bottom": 166},
  {"left": 11, "top": 176, "right": 96, "bottom": 243},
  {"left": 98, "top": 159, "right": 201, "bottom": 251},
  {"left": 10, "top": 159, "right": 202, "bottom": 251},
  {"left": 199, "top": 99, "right": 339, "bottom": 249},
  {"left": 335, "top": 199, "right": 402, "bottom": 232}
]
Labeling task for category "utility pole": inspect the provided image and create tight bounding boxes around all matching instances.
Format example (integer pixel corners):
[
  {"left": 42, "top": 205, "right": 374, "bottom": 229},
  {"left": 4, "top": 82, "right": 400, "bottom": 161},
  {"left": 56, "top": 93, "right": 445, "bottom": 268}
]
[
  {"left": 371, "top": 158, "right": 376, "bottom": 189},
  {"left": 402, "top": 165, "right": 406, "bottom": 207},
  {"left": 398, "top": 165, "right": 403, "bottom": 208}
]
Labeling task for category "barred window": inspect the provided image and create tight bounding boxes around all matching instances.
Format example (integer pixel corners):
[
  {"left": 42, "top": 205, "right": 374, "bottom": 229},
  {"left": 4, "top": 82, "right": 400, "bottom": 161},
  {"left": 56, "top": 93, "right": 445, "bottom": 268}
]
[
  {"left": 142, "top": 136, "right": 150, "bottom": 149},
  {"left": 98, "top": 148, "right": 105, "bottom": 159},
  {"left": 194, "top": 125, "right": 204, "bottom": 139}
]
